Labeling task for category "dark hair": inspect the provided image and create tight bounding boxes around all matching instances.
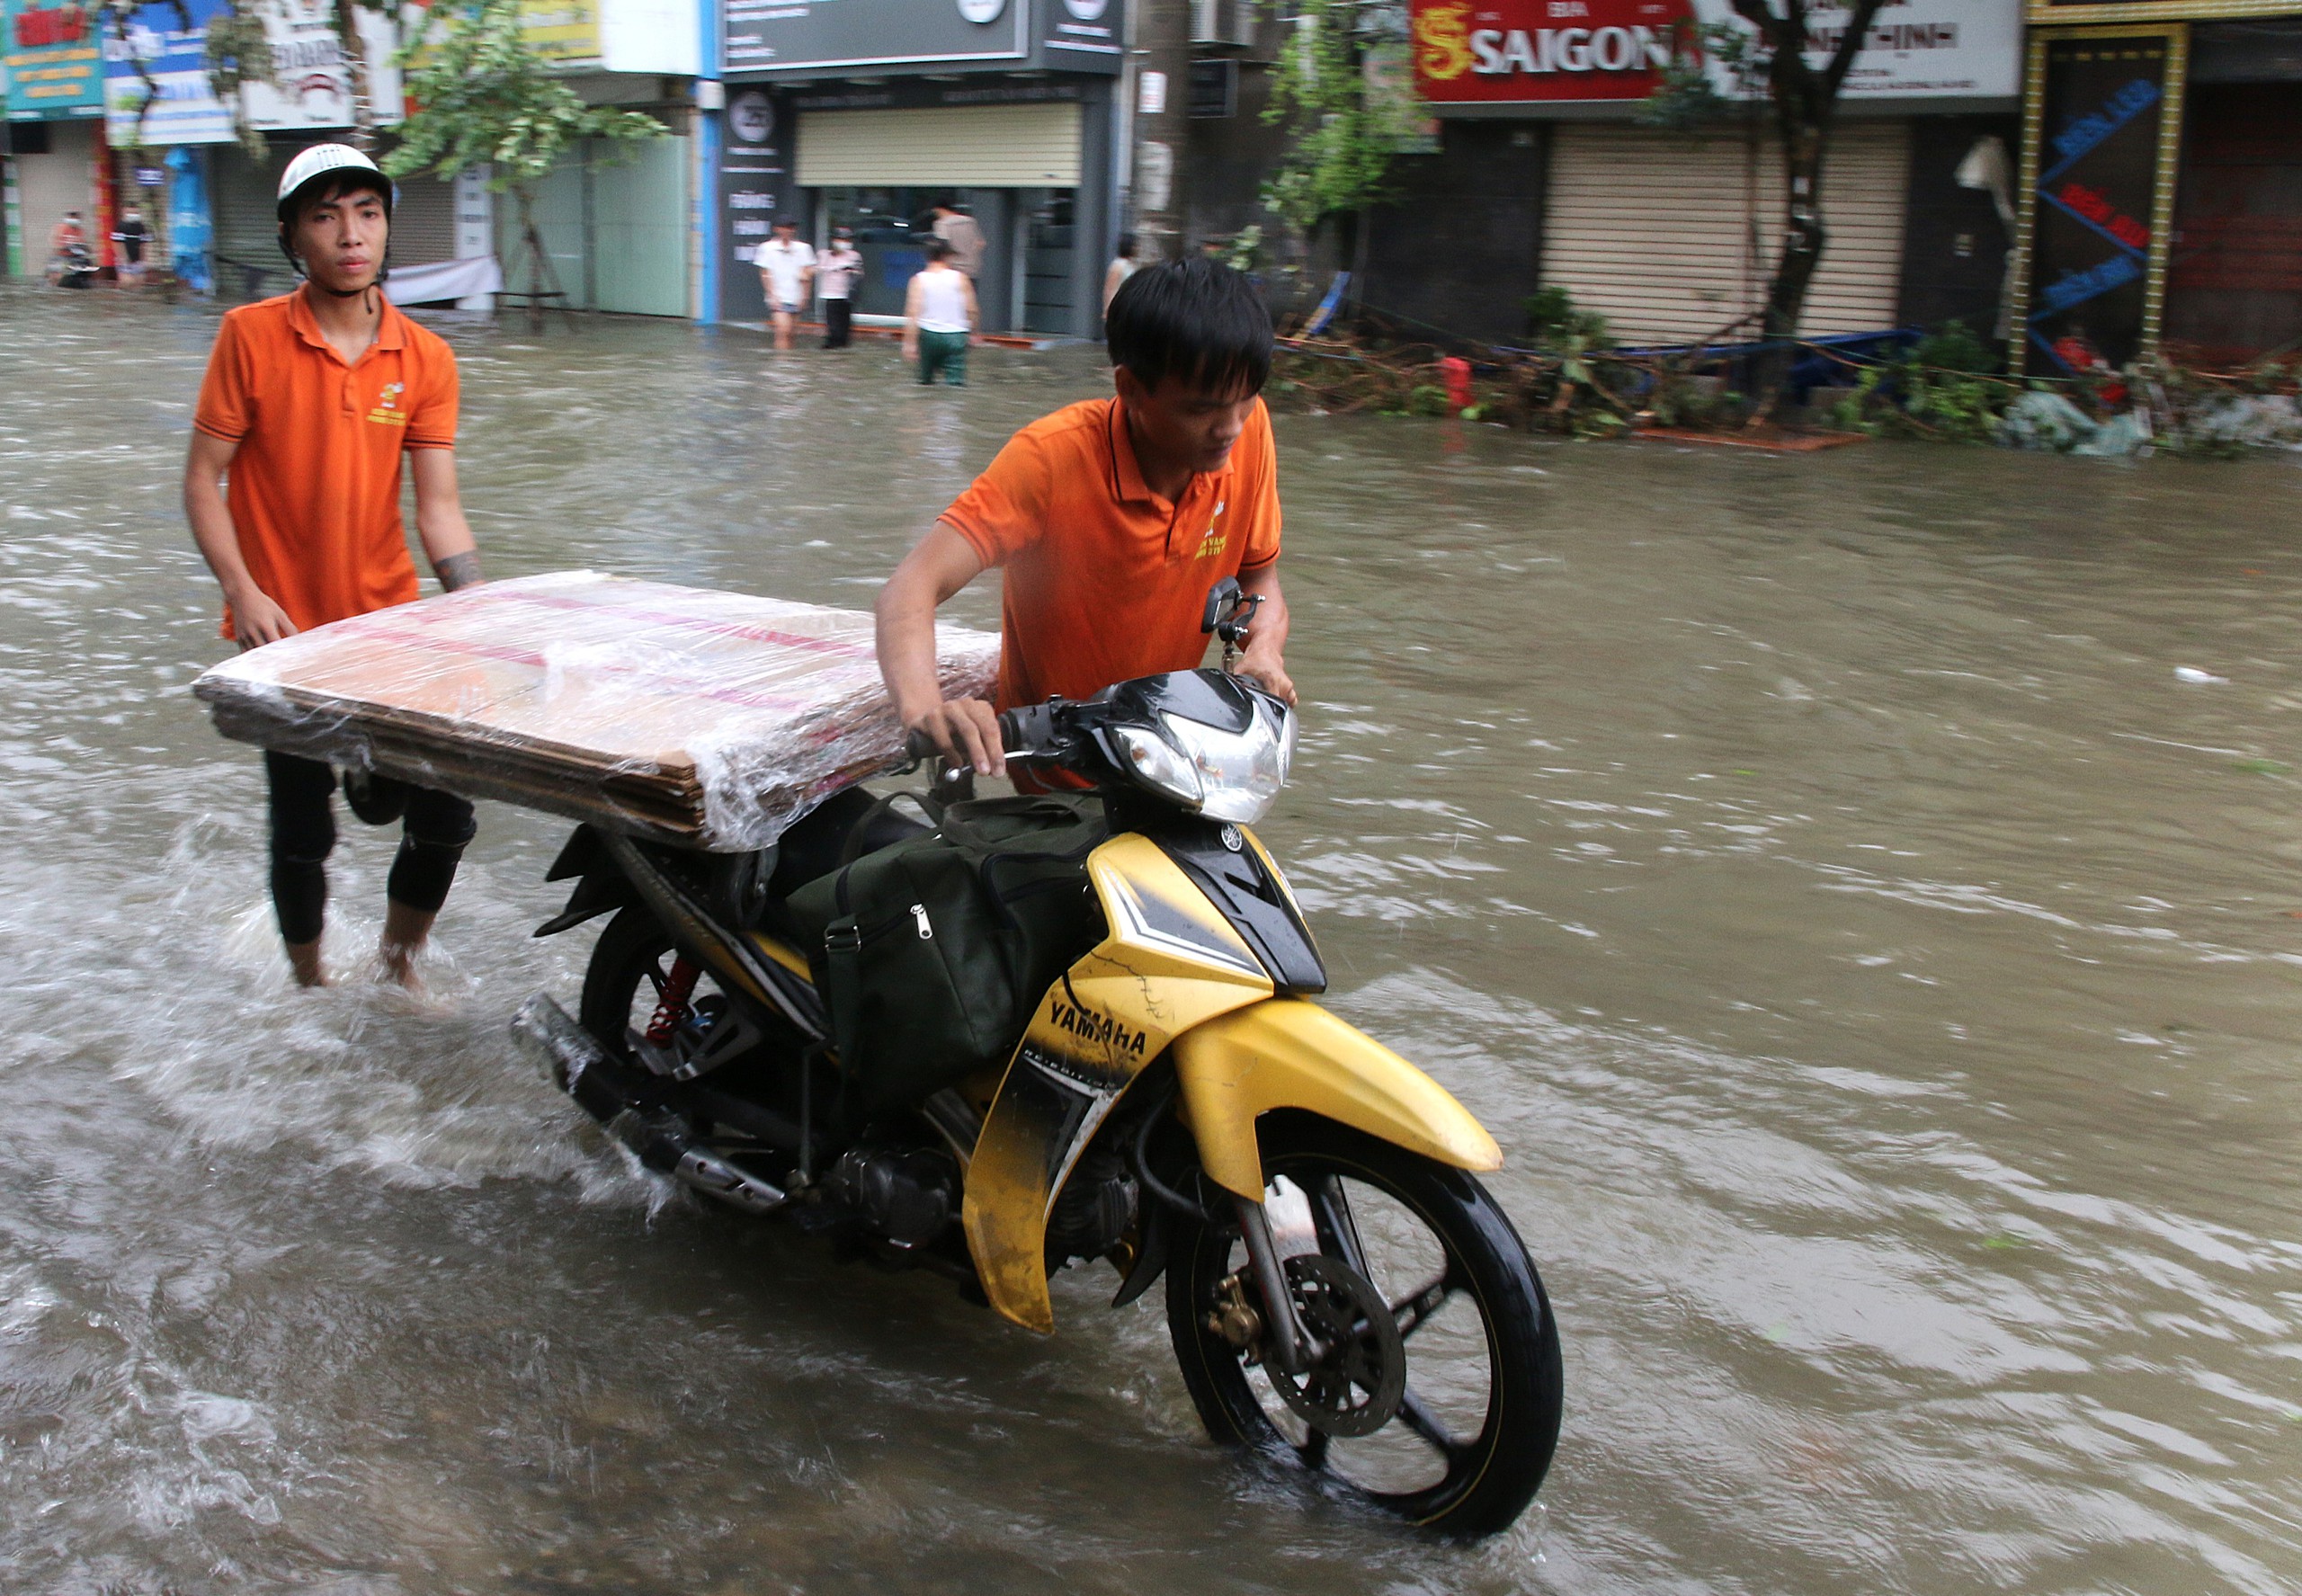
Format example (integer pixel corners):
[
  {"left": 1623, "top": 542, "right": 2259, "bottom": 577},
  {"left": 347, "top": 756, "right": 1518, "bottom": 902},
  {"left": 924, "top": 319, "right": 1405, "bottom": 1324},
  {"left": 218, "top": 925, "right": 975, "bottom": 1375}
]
[
  {"left": 1114, "top": 233, "right": 1138, "bottom": 260},
  {"left": 772, "top": 213, "right": 797, "bottom": 228},
  {"left": 923, "top": 237, "right": 953, "bottom": 263},
  {"left": 1104, "top": 257, "right": 1271, "bottom": 396}
]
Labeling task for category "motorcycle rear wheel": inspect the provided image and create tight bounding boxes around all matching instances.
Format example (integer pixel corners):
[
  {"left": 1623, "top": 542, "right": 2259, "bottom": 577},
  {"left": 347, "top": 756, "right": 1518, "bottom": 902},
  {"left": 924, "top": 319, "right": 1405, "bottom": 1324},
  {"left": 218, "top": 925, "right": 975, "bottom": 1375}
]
[{"left": 1164, "top": 1112, "right": 1562, "bottom": 1538}]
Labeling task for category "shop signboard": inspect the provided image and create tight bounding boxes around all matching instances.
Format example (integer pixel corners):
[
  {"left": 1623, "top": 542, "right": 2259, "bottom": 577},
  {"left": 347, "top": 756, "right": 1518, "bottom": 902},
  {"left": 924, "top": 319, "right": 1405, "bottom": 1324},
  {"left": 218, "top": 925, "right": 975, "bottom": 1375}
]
[
  {"left": 600, "top": 0, "right": 699, "bottom": 74},
  {"left": 2012, "top": 29, "right": 2182, "bottom": 373},
  {"left": 521, "top": 0, "right": 602, "bottom": 67},
  {"left": 1044, "top": 0, "right": 1121, "bottom": 63},
  {"left": 1410, "top": 0, "right": 2020, "bottom": 108},
  {"left": 1411, "top": 0, "right": 1685, "bottom": 104},
  {"left": 103, "top": 0, "right": 235, "bottom": 147},
  {"left": 6, "top": 0, "right": 106, "bottom": 120},
  {"left": 241, "top": 0, "right": 403, "bottom": 131},
  {"left": 717, "top": 84, "right": 792, "bottom": 322},
  {"left": 727, "top": 0, "right": 1031, "bottom": 73},
  {"left": 400, "top": 0, "right": 609, "bottom": 74}
]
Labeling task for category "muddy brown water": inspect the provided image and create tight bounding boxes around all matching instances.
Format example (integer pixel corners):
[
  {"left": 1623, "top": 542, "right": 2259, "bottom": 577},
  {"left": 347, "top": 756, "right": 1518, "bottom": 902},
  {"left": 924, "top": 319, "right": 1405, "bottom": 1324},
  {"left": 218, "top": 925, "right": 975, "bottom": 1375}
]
[{"left": 2, "top": 283, "right": 2298, "bottom": 1594}]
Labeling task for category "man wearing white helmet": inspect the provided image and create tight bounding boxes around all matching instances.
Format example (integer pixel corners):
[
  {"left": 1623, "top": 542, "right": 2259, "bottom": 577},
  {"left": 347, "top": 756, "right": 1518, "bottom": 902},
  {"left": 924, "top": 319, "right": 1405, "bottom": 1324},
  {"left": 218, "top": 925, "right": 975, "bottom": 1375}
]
[{"left": 183, "top": 143, "right": 488, "bottom": 989}]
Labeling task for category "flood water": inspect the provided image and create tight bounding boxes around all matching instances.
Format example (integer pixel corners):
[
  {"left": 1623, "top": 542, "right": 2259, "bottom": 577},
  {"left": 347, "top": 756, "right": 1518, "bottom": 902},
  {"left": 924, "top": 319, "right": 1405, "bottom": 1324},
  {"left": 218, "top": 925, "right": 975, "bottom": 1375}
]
[{"left": 3, "top": 281, "right": 2299, "bottom": 1595}]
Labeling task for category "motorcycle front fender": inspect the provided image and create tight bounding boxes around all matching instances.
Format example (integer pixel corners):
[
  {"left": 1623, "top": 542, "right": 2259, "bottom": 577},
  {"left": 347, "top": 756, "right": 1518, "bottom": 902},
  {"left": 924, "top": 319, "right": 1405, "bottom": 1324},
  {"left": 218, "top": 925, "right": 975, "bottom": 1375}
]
[{"left": 1170, "top": 999, "right": 1503, "bottom": 1199}]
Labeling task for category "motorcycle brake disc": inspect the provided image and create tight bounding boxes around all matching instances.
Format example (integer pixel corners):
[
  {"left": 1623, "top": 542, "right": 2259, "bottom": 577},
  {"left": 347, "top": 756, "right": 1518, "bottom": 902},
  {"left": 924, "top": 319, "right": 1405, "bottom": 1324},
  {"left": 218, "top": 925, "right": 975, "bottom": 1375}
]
[{"left": 1268, "top": 1253, "right": 1408, "bottom": 1439}]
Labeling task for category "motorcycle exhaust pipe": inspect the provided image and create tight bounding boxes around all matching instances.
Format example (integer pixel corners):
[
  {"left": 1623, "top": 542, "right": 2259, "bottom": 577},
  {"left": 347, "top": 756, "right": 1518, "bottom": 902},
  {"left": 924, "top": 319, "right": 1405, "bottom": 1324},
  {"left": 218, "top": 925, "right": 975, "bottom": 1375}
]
[{"left": 513, "top": 994, "right": 790, "bottom": 1217}]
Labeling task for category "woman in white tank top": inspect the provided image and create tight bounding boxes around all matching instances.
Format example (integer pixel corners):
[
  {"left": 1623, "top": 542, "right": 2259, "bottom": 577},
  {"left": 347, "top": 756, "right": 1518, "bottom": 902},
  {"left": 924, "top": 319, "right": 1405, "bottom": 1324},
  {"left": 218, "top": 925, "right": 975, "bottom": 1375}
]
[{"left": 904, "top": 239, "right": 980, "bottom": 387}]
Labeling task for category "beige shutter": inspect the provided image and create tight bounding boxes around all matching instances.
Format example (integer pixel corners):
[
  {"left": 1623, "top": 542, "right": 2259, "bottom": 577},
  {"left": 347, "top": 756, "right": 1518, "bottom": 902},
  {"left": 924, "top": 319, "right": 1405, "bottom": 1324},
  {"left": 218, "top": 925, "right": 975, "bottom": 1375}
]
[
  {"left": 213, "top": 144, "right": 294, "bottom": 282},
  {"left": 386, "top": 172, "right": 458, "bottom": 264},
  {"left": 796, "top": 103, "right": 1081, "bottom": 188},
  {"left": 1541, "top": 120, "right": 1910, "bottom": 345}
]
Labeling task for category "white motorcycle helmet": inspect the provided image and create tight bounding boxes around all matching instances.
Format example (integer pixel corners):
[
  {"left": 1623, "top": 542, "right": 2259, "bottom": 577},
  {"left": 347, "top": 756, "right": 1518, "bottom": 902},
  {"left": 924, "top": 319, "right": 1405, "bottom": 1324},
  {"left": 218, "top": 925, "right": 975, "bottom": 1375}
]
[{"left": 274, "top": 143, "right": 396, "bottom": 279}]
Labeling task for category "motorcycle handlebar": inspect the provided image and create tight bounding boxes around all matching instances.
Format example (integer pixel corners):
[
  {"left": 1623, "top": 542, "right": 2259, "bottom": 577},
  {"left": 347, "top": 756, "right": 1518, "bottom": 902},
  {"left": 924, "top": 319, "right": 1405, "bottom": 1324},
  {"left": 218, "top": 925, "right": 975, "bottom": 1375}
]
[{"left": 901, "top": 709, "right": 1037, "bottom": 769}]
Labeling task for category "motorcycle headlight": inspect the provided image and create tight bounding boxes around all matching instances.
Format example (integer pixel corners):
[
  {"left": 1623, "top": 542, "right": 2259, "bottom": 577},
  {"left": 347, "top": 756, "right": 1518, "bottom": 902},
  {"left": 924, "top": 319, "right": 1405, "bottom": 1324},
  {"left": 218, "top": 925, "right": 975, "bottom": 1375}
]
[
  {"left": 1111, "top": 723, "right": 1205, "bottom": 809},
  {"left": 1158, "top": 698, "right": 1293, "bottom": 824}
]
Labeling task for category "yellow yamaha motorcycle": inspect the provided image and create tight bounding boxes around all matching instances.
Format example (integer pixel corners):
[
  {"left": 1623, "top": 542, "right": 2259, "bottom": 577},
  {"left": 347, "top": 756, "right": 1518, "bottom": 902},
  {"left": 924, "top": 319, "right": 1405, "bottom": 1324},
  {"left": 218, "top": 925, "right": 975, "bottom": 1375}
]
[{"left": 516, "top": 589, "right": 1563, "bottom": 1537}]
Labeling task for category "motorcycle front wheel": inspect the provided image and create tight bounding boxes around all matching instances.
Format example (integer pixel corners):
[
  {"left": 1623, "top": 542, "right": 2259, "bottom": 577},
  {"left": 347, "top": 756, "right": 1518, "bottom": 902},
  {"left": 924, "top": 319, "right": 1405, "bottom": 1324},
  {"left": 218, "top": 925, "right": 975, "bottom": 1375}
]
[{"left": 1164, "top": 1112, "right": 1562, "bottom": 1538}]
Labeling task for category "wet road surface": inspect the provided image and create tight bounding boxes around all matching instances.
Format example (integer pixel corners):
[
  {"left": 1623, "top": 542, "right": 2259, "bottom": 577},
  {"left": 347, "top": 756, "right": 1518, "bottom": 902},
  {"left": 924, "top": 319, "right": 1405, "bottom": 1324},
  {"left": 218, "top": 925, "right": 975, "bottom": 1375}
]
[{"left": 2, "top": 283, "right": 2299, "bottom": 1593}]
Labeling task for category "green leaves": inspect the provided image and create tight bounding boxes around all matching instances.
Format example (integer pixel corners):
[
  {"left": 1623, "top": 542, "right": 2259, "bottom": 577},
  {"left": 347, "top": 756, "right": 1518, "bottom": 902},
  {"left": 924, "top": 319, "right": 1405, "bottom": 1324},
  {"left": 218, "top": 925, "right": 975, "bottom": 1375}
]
[
  {"left": 382, "top": 0, "right": 663, "bottom": 192},
  {"left": 1259, "top": 0, "right": 1423, "bottom": 237}
]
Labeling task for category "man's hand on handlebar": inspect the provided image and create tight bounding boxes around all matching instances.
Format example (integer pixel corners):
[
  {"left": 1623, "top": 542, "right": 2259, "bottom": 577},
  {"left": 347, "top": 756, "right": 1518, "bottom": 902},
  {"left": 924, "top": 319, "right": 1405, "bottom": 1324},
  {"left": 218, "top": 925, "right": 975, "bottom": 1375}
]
[
  {"left": 907, "top": 697, "right": 1005, "bottom": 778},
  {"left": 1236, "top": 640, "right": 1297, "bottom": 708}
]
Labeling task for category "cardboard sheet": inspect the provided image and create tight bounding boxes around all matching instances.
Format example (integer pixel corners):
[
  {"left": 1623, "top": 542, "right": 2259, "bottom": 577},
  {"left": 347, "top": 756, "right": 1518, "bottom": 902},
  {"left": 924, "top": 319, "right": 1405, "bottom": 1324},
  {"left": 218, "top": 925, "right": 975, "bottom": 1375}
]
[{"left": 192, "top": 571, "right": 1000, "bottom": 851}]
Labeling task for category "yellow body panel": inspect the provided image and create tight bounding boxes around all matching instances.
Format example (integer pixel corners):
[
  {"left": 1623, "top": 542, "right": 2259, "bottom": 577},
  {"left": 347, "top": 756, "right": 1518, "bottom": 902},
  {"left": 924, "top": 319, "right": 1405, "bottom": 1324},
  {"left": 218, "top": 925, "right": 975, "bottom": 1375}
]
[
  {"left": 1171, "top": 999, "right": 1503, "bottom": 1199},
  {"left": 745, "top": 932, "right": 811, "bottom": 982},
  {"left": 964, "top": 834, "right": 1272, "bottom": 1333}
]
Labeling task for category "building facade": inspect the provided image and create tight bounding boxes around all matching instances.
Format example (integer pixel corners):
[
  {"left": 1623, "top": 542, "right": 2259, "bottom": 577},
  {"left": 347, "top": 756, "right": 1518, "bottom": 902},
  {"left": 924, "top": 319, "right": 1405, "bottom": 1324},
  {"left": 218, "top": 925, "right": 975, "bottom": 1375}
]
[
  {"left": 713, "top": 0, "right": 1125, "bottom": 335},
  {"left": 4, "top": 0, "right": 109, "bottom": 277},
  {"left": 1402, "top": 0, "right": 2027, "bottom": 347},
  {"left": 2012, "top": 1, "right": 2302, "bottom": 372}
]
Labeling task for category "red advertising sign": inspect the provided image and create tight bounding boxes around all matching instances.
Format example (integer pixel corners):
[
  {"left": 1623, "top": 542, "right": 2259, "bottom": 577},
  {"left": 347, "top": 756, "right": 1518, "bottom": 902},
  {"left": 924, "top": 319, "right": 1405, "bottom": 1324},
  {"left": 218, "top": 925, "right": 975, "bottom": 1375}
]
[{"left": 1412, "top": 0, "right": 1691, "bottom": 104}]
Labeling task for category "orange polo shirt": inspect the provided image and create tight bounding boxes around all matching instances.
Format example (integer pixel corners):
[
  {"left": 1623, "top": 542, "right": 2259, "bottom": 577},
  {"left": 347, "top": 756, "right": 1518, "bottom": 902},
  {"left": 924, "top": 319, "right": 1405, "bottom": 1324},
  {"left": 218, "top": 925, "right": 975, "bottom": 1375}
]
[
  {"left": 941, "top": 397, "right": 1281, "bottom": 712},
  {"left": 193, "top": 290, "right": 459, "bottom": 638}
]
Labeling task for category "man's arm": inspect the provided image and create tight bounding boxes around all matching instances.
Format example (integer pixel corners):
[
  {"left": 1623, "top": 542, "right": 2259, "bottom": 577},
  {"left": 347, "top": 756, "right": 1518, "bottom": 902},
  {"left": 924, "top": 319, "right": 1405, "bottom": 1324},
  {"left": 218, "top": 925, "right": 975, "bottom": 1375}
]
[
  {"left": 964, "top": 276, "right": 982, "bottom": 347},
  {"left": 184, "top": 430, "right": 298, "bottom": 646},
  {"left": 901, "top": 272, "right": 924, "bottom": 360},
  {"left": 408, "top": 448, "right": 484, "bottom": 591},
  {"left": 875, "top": 521, "right": 1003, "bottom": 776},
  {"left": 1236, "top": 563, "right": 1295, "bottom": 706}
]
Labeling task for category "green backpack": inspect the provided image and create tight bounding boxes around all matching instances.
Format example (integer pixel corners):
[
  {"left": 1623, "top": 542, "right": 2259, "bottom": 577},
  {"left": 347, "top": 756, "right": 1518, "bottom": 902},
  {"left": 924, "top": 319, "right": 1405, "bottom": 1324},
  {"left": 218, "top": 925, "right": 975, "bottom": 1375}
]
[{"left": 787, "top": 793, "right": 1110, "bottom": 1113}]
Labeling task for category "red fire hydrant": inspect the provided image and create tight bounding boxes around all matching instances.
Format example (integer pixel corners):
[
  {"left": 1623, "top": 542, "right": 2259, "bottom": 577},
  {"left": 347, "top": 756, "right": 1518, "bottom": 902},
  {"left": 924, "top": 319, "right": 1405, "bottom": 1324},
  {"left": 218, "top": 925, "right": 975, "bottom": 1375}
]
[{"left": 1440, "top": 356, "right": 1475, "bottom": 415}]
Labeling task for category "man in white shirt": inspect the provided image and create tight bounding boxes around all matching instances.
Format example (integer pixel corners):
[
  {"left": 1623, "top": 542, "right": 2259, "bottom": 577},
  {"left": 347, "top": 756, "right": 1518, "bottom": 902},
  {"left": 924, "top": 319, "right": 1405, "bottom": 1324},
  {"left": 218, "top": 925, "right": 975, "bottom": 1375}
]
[
  {"left": 756, "top": 217, "right": 816, "bottom": 351},
  {"left": 817, "top": 225, "right": 863, "bottom": 350},
  {"left": 902, "top": 238, "right": 978, "bottom": 387}
]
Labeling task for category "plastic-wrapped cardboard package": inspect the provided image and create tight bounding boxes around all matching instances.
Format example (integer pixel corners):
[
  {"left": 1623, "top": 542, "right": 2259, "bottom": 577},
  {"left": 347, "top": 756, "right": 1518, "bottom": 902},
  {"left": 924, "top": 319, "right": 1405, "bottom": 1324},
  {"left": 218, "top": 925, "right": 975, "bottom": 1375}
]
[{"left": 192, "top": 571, "right": 999, "bottom": 851}]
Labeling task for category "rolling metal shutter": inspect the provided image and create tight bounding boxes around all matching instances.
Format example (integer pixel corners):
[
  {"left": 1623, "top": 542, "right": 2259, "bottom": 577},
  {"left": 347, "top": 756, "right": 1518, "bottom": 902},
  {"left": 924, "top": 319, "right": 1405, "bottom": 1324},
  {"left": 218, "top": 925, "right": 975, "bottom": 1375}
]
[
  {"left": 213, "top": 144, "right": 297, "bottom": 288},
  {"left": 796, "top": 103, "right": 1081, "bottom": 187},
  {"left": 387, "top": 172, "right": 457, "bottom": 264},
  {"left": 1541, "top": 120, "right": 1910, "bottom": 344}
]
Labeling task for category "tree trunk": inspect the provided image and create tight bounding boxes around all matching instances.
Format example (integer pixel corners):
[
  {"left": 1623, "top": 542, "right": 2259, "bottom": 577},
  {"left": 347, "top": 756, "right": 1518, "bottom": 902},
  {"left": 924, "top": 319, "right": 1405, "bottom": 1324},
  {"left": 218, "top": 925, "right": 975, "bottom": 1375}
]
[
  {"left": 1752, "top": 112, "right": 1826, "bottom": 408},
  {"left": 1133, "top": 0, "right": 1193, "bottom": 259},
  {"left": 333, "top": 1, "right": 376, "bottom": 151},
  {"left": 1728, "top": 0, "right": 1892, "bottom": 415}
]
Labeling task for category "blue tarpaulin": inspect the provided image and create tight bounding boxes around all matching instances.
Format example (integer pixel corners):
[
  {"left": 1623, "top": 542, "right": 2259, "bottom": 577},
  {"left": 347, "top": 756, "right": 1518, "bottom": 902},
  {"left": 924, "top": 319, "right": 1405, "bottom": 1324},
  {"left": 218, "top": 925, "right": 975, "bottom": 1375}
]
[{"left": 166, "top": 147, "right": 213, "bottom": 295}]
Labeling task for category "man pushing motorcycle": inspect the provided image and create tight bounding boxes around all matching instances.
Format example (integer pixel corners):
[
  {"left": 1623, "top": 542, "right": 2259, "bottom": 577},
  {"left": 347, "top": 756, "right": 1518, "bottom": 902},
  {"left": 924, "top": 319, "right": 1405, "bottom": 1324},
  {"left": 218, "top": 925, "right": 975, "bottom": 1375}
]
[
  {"left": 876, "top": 257, "right": 1295, "bottom": 771},
  {"left": 184, "top": 145, "right": 486, "bottom": 987}
]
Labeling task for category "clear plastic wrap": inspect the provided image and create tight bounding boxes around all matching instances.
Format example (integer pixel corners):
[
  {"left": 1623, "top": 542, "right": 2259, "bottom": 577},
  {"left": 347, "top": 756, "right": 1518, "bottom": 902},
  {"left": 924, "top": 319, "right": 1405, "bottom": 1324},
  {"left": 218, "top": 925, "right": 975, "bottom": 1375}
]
[{"left": 192, "top": 571, "right": 1000, "bottom": 851}]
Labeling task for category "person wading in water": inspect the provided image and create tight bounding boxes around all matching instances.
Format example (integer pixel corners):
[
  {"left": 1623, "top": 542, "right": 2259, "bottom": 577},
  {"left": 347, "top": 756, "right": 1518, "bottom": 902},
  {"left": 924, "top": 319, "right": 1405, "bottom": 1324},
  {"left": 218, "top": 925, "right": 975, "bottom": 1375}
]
[
  {"left": 183, "top": 144, "right": 486, "bottom": 988},
  {"left": 876, "top": 257, "right": 1295, "bottom": 775}
]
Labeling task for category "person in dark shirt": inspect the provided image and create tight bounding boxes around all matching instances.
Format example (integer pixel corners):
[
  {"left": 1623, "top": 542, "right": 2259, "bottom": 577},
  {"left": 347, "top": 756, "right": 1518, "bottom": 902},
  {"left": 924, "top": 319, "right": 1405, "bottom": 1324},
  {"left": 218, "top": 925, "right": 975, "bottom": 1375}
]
[{"left": 115, "top": 204, "right": 151, "bottom": 284}]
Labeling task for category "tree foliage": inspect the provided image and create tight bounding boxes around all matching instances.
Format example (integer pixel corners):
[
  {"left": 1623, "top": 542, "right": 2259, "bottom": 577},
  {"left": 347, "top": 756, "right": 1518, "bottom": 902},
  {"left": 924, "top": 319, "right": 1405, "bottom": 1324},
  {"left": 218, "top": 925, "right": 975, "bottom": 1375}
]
[
  {"left": 1260, "top": 0, "right": 1423, "bottom": 243},
  {"left": 383, "top": 0, "right": 663, "bottom": 192}
]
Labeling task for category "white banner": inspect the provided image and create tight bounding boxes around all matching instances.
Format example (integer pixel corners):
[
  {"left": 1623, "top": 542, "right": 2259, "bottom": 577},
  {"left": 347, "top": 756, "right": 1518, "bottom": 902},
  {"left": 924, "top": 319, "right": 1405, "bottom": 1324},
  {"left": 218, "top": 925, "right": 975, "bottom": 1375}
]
[
  {"left": 384, "top": 254, "right": 504, "bottom": 305},
  {"left": 1694, "top": 0, "right": 2021, "bottom": 102}
]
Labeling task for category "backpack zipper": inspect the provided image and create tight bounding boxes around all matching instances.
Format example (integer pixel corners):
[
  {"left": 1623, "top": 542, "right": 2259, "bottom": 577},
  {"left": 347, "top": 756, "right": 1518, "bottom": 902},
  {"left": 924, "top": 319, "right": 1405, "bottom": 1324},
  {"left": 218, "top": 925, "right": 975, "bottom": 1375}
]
[{"left": 911, "top": 904, "right": 933, "bottom": 941}]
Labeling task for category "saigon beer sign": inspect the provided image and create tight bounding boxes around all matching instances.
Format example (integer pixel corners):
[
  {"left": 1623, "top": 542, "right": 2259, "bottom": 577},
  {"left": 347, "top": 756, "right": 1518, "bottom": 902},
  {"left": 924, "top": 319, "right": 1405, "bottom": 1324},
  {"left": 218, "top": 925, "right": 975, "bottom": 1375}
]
[
  {"left": 1413, "top": 0, "right": 1687, "bottom": 105},
  {"left": 1410, "top": 0, "right": 2021, "bottom": 109}
]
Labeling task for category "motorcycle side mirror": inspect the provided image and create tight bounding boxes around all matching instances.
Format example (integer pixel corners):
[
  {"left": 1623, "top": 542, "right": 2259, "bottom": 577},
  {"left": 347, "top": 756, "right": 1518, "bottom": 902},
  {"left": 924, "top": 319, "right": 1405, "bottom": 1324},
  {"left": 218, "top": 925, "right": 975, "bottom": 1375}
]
[
  {"left": 1201, "top": 576, "right": 1243, "bottom": 637},
  {"left": 1201, "top": 575, "right": 1263, "bottom": 672}
]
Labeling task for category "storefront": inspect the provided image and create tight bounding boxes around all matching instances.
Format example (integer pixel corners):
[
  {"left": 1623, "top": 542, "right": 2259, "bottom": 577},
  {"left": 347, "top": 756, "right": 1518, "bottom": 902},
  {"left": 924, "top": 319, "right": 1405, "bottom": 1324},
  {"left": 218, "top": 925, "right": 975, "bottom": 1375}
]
[
  {"left": 717, "top": 0, "right": 1123, "bottom": 335},
  {"left": 1408, "top": 0, "right": 2023, "bottom": 345},
  {"left": 4, "top": 0, "right": 110, "bottom": 277},
  {"left": 471, "top": 0, "right": 705, "bottom": 318},
  {"left": 2012, "top": 2, "right": 2302, "bottom": 373}
]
